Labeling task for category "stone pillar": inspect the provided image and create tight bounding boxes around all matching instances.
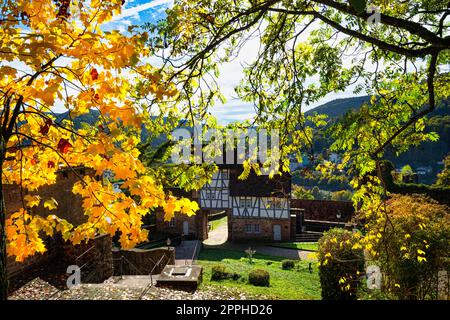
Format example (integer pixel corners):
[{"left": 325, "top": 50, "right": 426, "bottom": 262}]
[
  {"left": 290, "top": 214, "right": 297, "bottom": 240},
  {"left": 226, "top": 209, "right": 233, "bottom": 242}
]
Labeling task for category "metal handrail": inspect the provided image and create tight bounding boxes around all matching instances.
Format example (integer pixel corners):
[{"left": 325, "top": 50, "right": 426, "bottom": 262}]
[
  {"left": 139, "top": 252, "right": 170, "bottom": 299},
  {"left": 75, "top": 245, "right": 96, "bottom": 264}
]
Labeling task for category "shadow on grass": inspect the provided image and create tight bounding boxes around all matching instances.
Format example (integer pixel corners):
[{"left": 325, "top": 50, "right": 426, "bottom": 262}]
[{"left": 267, "top": 243, "right": 318, "bottom": 252}]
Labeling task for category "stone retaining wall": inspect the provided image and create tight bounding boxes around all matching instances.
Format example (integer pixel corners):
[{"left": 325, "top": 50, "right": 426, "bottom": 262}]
[
  {"left": 8, "top": 234, "right": 113, "bottom": 290},
  {"left": 112, "top": 247, "right": 175, "bottom": 276},
  {"left": 290, "top": 199, "right": 354, "bottom": 222}
]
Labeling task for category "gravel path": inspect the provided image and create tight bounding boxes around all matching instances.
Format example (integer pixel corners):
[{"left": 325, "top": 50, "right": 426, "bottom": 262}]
[
  {"left": 202, "top": 217, "right": 314, "bottom": 260},
  {"left": 203, "top": 221, "right": 228, "bottom": 246},
  {"left": 8, "top": 277, "right": 265, "bottom": 300}
]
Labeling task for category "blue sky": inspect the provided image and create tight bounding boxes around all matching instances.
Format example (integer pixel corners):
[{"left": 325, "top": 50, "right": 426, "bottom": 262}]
[{"left": 107, "top": 0, "right": 363, "bottom": 124}]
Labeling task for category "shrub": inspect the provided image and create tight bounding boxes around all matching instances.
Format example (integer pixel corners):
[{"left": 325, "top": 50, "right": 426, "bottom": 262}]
[
  {"left": 379, "top": 160, "right": 450, "bottom": 205},
  {"left": 281, "top": 259, "right": 296, "bottom": 270},
  {"left": 229, "top": 272, "right": 241, "bottom": 281},
  {"left": 370, "top": 194, "right": 450, "bottom": 299},
  {"left": 211, "top": 265, "right": 241, "bottom": 281},
  {"left": 248, "top": 269, "right": 270, "bottom": 287},
  {"left": 211, "top": 265, "right": 228, "bottom": 281},
  {"left": 317, "top": 228, "right": 364, "bottom": 300}
]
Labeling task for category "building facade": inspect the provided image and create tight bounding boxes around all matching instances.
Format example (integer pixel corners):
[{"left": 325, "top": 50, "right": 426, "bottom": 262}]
[
  {"left": 200, "top": 167, "right": 292, "bottom": 241},
  {"left": 154, "top": 188, "right": 209, "bottom": 241}
]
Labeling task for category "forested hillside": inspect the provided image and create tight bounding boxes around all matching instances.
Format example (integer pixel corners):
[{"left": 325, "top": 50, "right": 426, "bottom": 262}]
[{"left": 305, "top": 96, "right": 450, "bottom": 184}]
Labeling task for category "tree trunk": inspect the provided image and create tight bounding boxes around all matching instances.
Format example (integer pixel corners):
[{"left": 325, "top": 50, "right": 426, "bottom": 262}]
[{"left": 0, "top": 138, "right": 8, "bottom": 300}]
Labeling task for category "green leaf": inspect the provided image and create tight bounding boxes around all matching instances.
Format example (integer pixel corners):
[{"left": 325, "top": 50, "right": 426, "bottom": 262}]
[{"left": 349, "top": 0, "right": 366, "bottom": 13}]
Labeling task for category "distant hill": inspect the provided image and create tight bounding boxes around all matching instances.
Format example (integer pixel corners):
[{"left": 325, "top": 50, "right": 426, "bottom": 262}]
[
  {"left": 305, "top": 95, "right": 371, "bottom": 119},
  {"left": 306, "top": 95, "right": 450, "bottom": 119},
  {"left": 54, "top": 109, "right": 101, "bottom": 129},
  {"left": 304, "top": 95, "right": 450, "bottom": 184}
]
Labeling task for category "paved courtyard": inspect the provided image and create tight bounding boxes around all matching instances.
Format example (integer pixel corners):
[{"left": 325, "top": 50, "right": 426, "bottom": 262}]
[{"left": 203, "top": 220, "right": 314, "bottom": 260}]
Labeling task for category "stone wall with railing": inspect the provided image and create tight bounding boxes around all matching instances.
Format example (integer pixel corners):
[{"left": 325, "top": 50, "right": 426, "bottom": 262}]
[{"left": 112, "top": 247, "right": 175, "bottom": 276}]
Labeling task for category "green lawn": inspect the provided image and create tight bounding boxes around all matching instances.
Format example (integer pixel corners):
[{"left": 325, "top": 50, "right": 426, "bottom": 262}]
[
  {"left": 209, "top": 216, "right": 227, "bottom": 231},
  {"left": 268, "top": 242, "right": 319, "bottom": 252},
  {"left": 197, "top": 248, "right": 321, "bottom": 300}
]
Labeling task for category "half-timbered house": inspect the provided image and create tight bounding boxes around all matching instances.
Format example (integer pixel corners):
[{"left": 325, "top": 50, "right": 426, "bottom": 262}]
[{"left": 200, "top": 166, "right": 292, "bottom": 241}]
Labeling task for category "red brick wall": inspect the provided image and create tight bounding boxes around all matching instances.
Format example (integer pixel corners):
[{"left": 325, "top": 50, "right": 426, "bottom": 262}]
[
  {"left": 8, "top": 234, "right": 113, "bottom": 289},
  {"left": 290, "top": 199, "right": 354, "bottom": 222},
  {"left": 228, "top": 217, "right": 291, "bottom": 242},
  {"left": 4, "top": 167, "right": 105, "bottom": 287},
  {"left": 4, "top": 167, "right": 95, "bottom": 225},
  {"left": 155, "top": 209, "right": 208, "bottom": 240}
]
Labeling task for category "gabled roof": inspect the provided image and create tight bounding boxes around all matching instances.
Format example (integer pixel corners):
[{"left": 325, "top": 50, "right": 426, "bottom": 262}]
[{"left": 229, "top": 169, "right": 291, "bottom": 197}]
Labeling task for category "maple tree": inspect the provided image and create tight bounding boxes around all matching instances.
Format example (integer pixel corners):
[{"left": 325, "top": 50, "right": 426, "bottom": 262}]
[{"left": 0, "top": 0, "right": 200, "bottom": 299}]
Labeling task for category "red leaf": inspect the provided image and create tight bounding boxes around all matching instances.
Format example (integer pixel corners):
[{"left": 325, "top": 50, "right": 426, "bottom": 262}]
[
  {"left": 39, "top": 124, "right": 50, "bottom": 135},
  {"left": 47, "top": 161, "right": 55, "bottom": 168},
  {"left": 90, "top": 68, "right": 99, "bottom": 81},
  {"left": 45, "top": 118, "right": 53, "bottom": 126},
  {"left": 57, "top": 138, "right": 72, "bottom": 154},
  {"left": 31, "top": 158, "right": 37, "bottom": 165}
]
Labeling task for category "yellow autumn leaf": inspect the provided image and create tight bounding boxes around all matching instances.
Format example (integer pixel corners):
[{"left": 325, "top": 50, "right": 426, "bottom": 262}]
[
  {"left": 24, "top": 195, "right": 41, "bottom": 208},
  {"left": 417, "top": 256, "right": 427, "bottom": 263},
  {"left": 44, "top": 198, "right": 58, "bottom": 211}
]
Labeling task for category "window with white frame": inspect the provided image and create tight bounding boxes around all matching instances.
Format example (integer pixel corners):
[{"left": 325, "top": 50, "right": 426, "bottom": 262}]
[
  {"left": 245, "top": 224, "right": 260, "bottom": 233},
  {"left": 205, "top": 191, "right": 216, "bottom": 199},
  {"left": 239, "top": 197, "right": 252, "bottom": 208}
]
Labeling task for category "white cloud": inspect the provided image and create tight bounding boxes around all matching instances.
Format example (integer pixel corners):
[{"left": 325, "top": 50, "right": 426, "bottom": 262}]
[
  {"left": 110, "top": 0, "right": 173, "bottom": 22},
  {"left": 209, "top": 20, "right": 372, "bottom": 123}
]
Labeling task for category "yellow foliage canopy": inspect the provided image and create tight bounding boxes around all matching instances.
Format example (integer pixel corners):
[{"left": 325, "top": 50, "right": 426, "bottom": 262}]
[{"left": 1, "top": 0, "right": 197, "bottom": 261}]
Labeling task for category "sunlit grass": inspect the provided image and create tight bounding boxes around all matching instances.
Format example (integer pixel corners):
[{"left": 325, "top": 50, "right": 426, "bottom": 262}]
[
  {"left": 268, "top": 242, "right": 319, "bottom": 252},
  {"left": 197, "top": 248, "right": 321, "bottom": 300}
]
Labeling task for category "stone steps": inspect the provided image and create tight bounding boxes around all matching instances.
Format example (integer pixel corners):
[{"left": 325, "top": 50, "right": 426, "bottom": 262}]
[{"left": 295, "top": 231, "right": 322, "bottom": 242}]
